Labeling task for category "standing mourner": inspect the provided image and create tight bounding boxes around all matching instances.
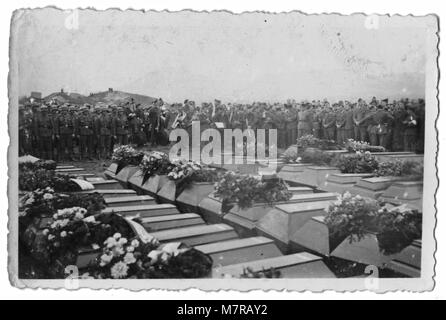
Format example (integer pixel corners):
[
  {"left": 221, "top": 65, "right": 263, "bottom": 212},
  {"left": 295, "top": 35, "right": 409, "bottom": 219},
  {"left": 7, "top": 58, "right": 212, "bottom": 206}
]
[
  {"left": 335, "top": 105, "right": 346, "bottom": 144},
  {"left": 285, "top": 104, "right": 297, "bottom": 147},
  {"left": 402, "top": 104, "right": 419, "bottom": 152},
  {"left": 391, "top": 101, "right": 406, "bottom": 151},
  {"left": 68, "top": 105, "right": 79, "bottom": 159},
  {"left": 356, "top": 101, "right": 370, "bottom": 143},
  {"left": 34, "top": 105, "right": 54, "bottom": 159},
  {"left": 115, "top": 107, "right": 130, "bottom": 146},
  {"left": 344, "top": 103, "right": 354, "bottom": 141},
  {"left": 50, "top": 105, "right": 60, "bottom": 160},
  {"left": 55, "top": 105, "right": 76, "bottom": 161},
  {"left": 76, "top": 106, "right": 95, "bottom": 160},
  {"left": 96, "top": 106, "right": 115, "bottom": 159},
  {"left": 322, "top": 106, "right": 336, "bottom": 141},
  {"left": 297, "top": 102, "right": 312, "bottom": 138},
  {"left": 366, "top": 104, "right": 378, "bottom": 146},
  {"left": 373, "top": 103, "right": 394, "bottom": 148},
  {"left": 18, "top": 105, "right": 32, "bottom": 156},
  {"left": 312, "top": 105, "right": 323, "bottom": 139}
]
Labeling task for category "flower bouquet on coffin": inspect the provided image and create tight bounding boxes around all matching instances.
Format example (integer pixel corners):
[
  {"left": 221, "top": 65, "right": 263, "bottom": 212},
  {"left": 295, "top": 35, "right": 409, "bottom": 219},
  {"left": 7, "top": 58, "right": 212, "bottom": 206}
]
[
  {"left": 175, "top": 166, "right": 220, "bottom": 213},
  {"left": 215, "top": 172, "right": 292, "bottom": 234},
  {"left": 19, "top": 189, "right": 106, "bottom": 238},
  {"left": 157, "top": 159, "right": 203, "bottom": 204},
  {"left": 111, "top": 145, "right": 144, "bottom": 175},
  {"left": 138, "top": 151, "right": 173, "bottom": 195},
  {"left": 19, "top": 168, "right": 82, "bottom": 192},
  {"left": 327, "top": 192, "right": 422, "bottom": 268},
  {"left": 86, "top": 233, "right": 213, "bottom": 279},
  {"left": 344, "top": 139, "right": 386, "bottom": 153}
]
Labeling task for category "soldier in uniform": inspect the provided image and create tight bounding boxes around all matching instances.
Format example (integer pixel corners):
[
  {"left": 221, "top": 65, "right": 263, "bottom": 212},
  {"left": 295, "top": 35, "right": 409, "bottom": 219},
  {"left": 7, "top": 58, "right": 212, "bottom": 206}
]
[
  {"left": 115, "top": 107, "right": 130, "bottom": 146},
  {"left": 148, "top": 100, "right": 161, "bottom": 147},
  {"left": 284, "top": 104, "right": 297, "bottom": 147},
  {"left": 91, "top": 105, "right": 102, "bottom": 159},
  {"left": 76, "top": 106, "right": 95, "bottom": 160},
  {"left": 311, "top": 105, "right": 322, "bottom": 139},
  {"left": 55, "top": 105, "right": 76, "bottom": 161},
  {"left": 297, "top": 102, "right": 312, "bottom": 138},
  {"left": 322, "top": 106, "right": 336, "bottom": 141},
  {"left": 68, "top": 105, "right": 79, "bottom": 159},
  {"left": 391, "top": 101, "right": 406, "bottom": 151},
  {"left": 354, "top": 101, "right": 370, "bottom": 142},
  {"left": 402, "top": 104, "right": 419, "bottom": 152},
  {"left": 34, "top": 105, "right": 54, "bottom": 159},
  {"left": 335, "top": 105, "right": 346, "bottom": 144},
  {"left": 96, "top": 106, "right": 115, "bottom": 159},
  {"left": 19, "top": 105, "right": 32, "bottom": 156},
  {"left": 344, "top": 103, "right": 354, "bottom": 141}
]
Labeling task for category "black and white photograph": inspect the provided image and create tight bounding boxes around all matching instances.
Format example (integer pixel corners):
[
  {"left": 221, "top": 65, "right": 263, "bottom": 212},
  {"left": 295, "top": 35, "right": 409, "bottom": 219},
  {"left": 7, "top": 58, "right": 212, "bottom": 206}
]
[{"left": 7, "top": 7, "right": 438, "bottom": 292}]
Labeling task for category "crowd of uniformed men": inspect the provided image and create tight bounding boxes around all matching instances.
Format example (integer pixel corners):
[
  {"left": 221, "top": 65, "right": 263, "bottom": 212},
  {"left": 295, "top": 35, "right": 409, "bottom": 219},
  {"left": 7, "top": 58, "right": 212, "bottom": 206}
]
[{"left": 18, "top": 96, "right": 425, "bottom": 161}]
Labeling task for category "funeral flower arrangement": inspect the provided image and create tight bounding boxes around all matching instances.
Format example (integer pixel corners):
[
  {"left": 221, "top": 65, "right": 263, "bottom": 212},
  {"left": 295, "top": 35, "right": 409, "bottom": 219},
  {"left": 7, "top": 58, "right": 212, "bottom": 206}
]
[
  {"left": 138, "top": 151, "right": 174, "bottom": 183},
  {"left": 112, "top": 145, "right": 144, "bottom": 173},
  {"left": 297, "top": 134, "right": 340, "bottom": 151},
  {"left": 88, "top": 234, "right": 213, "bottom": 279},
  {"left": 19, "top": 160, "right": 57, "bottom": 171},
  {"left": 344, "top": 139, "right": 386, "bottom": 153},
  {"left": 19, "top": 168, "right": 81, "bottom": 192},
  {"left": 333, "top": 151, "right": 379, "bottom": 174},
  {"left": 281, "top": 146, "right": 301, "bottom": 164},
  {"left": 20, "top": 189, "right": 105, "bottom": 222},
  {"left": 325, "top": 192, "right": 422, "bottom": 255},
  {"left": 300, "top": 148, "right": 336, "bottom": 166},
  {"left": 214, "top": 172, "right": 292, "bottom": 213},
  {"left": 374, "top": 160, "right": 423, "bottom": 179},
  {"left": 375, "top": 205, "right": 422, "bottom": 255},
  {"left": 167, "top": 159, "right": 202, "bottom": 181},
  {"left": 324, "top": 192, "right": 381, "bottom": 243}
]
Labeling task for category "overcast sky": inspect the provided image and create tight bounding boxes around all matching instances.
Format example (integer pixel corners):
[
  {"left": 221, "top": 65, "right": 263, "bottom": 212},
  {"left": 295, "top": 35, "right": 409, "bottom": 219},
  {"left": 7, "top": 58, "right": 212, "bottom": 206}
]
[{"left": 13, "top": 9, "right": 433, "bottom": 103}]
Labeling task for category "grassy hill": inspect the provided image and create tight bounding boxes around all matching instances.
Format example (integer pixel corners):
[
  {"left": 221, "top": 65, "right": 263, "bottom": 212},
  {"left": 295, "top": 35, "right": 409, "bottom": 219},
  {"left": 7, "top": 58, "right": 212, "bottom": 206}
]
[{"left": 43, "top": 90, "right": 156, "bottom": 106}]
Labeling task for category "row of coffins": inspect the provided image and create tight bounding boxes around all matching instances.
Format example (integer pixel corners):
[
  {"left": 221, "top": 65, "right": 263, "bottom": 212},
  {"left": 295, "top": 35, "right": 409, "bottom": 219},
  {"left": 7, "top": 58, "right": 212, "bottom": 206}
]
[
  {"left": 21, "top": 160, "right": 335, "bottom": 278},
  {"left": 277, "top": 151, "right": 423, "bottom": 211},
  {"left": 102, "top": 159, "right": 421, "bottom": 278}
]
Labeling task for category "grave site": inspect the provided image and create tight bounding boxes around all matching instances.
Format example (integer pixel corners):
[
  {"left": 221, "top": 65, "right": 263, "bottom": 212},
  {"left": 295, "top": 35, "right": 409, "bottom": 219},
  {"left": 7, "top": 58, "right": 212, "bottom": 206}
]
[{"left": 18, "top": 137, "right": 424, "bottom": 279}]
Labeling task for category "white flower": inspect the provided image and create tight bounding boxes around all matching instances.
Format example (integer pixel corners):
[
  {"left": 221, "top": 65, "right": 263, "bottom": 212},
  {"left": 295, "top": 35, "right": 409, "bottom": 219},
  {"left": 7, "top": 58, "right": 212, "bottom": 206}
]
[
  {"left": 60, "top": 231, "right": 67, "bottom": 238},
  {"left": 92, "top": 243, "right": 100, "bottom": 250},
  {"left": 126, "top": 246, "right": 135, "bottom": 253},
  {"left": 104, "top": 237, "right": 117, "bottom": 248},
  {"left": 99, "top": 253, "right": 113, "bottom": 266},
  {"left": 48, "top": 234, "right": 55, "bottom": 241},
  {"left": 110, "top": 261, "right": 129, "bottom": 279},
  {"left": 43, "top": 193, "right": 53, "bottom": 200},
  {"left": 118, "top": 237, "right": 128, "bottom": 245},
  {"left": 74, "top": 212, "right": 84, "bottom": 221},
  {"left": 131, "top": 239, "right": 139, "bottom": 247},
  {"left": 42, "top": 229, "right": 49, "bottom": 236},
  {"left": 123, "top": 252, "right": 136, "bottom": 264},
  {"left": 113, "top": 233, "right": 122, "bottom": 240},
  {"left": 112, "top": 245, "right": 125, "bottom": 257}
]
